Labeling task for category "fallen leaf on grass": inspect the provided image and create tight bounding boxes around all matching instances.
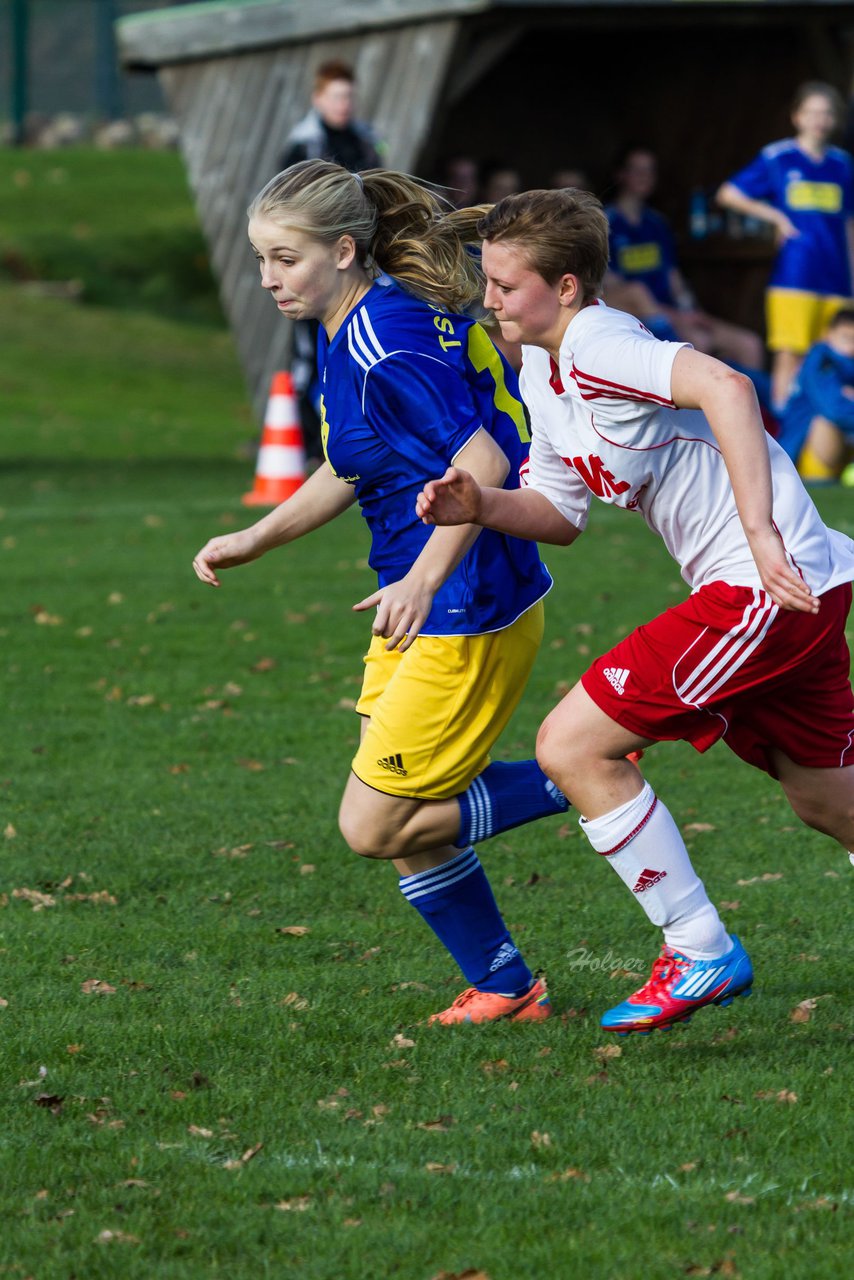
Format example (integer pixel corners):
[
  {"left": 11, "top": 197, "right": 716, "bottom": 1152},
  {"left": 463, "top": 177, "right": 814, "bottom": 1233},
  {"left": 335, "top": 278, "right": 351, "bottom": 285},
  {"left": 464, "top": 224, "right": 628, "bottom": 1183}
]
[
  {"left": 530, "top": 1131, "right": 552, "bottom": 1149},
  {"left": 213, "top": 844, "right": 254, "bottom": 859},
  {"left": 736, "top": 873, "right": 783, "bottom": 886},
  {"left": 719, "top": 901, "right": 741, "bottom": 912},
  {"left": 96, "top": 1230, "right": 140, "bottom": 1245},
  {"left": 724, "top": 1191, "right": 755, "bottom": 1205},
  {"left": 390, "top": 1033, "right": 415, "bottom": 1050},
  {"left": 81, "top": 980, "right": 116, "bottom": 996},
  {"left": 4, "top": 824, "right": 16, "bottom": 839},
  {"left": 317, "top": 1088, "right": 349, "bottom": 1110},
  {"left": 431, "top": 1270, "right": 491, "bottom": 1280},
  {"left": 755, "top": 1089, "right": 798, "bottom": 1103},
  {"left": 12, "top": 887, "right": 55, "bottom": 910},
  {"left": 276, "top": 926, "right": 310, "bottom": 937},
  {"left": 0, "top": 997, "right": 7, "bottom": 1009},
  {"left": 593, "top": 1044, "right": 622, "bottom": 1063},
  {"left": 684, "top": 823, "right": 716, "bottom": 833},
  {"left": 343, "top": 1217, "right": 363, "bottom": 1227},
  {"left": 299, "top": 863, "right": 316, "bottom": 876},
  {"left": 251, "top": 657, "right": 277, "bottom": 673},
  {"left": 425, "top": 1162, "right": 457, "bottom": 1175},
  {"left": 236, "top": 758, "right": 265, "bottom": 772},
  {"left": 280, "top": 992, "right": 309, "bottom": 1010},
  {"left": 416, "top": 1116, "right": 456, "bottom": 1132},
  {"left": 223, "top": 1141, "right": 263, "bottom": 1170},
  {"left": 793, "top": 1197, "right": 838, "bottom": 1212},
  {"left": 545, "top": 1168, "right": 589, "bottom": 1182},
  {"left": 790, "top": 998, "right": 821, "bottom": 1024},
  {"left": 274, "top": 1195, "right": 312, "bottom": 1211},
  {"left": 480, "top": 1059, "right": 509, "bottom": 1076},
  {"left": 188, "top": 1125, "right": 214, "bottom": 1138}
]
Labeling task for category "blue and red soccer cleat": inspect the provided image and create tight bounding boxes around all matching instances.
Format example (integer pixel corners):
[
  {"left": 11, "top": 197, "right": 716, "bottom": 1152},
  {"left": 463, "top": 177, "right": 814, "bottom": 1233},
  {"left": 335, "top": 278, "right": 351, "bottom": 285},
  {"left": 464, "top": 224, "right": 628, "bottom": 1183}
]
[{"left": 601, "top": 935, "right": 753, "bottom": 1035}]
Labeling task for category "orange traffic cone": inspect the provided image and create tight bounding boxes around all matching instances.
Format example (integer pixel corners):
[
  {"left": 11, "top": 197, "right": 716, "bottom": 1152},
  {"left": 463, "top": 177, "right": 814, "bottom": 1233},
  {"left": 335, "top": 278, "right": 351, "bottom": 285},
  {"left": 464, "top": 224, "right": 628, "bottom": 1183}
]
[{"left": 242, "top": 371, "right": 306, "bottom": 506}]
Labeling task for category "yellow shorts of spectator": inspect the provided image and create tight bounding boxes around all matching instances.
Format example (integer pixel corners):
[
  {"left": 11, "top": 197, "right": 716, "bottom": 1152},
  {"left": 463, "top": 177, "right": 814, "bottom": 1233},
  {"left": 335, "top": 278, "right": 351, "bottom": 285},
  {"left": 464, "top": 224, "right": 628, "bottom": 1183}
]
[
  {"left": 352, "top": 600, "right": 545, "bottom": 800},
  {"left": 766, "top": 288, "right": 851, "bottom": 355}
]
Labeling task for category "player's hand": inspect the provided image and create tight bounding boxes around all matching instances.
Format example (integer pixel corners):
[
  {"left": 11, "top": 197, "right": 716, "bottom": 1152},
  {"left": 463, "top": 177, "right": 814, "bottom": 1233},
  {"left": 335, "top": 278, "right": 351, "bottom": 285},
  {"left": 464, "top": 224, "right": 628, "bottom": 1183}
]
[
  {"left": 416, "top": 467, "right": 483, "bottom": 526},
  {"left": 773, "top": 212, "right": 800, "bottom": 244},
  {"left": 192, "top": 529, "right": 264, "bottom": 587},
  {"left": 352, "top": 576, "right": 436, "bottom": 652},
  {"left": 749, "top": 528, "right": 820, "bottom": 613}
]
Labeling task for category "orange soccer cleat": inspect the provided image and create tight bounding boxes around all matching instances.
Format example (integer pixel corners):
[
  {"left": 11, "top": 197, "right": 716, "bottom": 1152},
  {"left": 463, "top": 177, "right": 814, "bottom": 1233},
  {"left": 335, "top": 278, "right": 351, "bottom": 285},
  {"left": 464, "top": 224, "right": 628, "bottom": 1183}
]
[{"left": 428, "top": 976, "right": 552, "bottom": 1025}]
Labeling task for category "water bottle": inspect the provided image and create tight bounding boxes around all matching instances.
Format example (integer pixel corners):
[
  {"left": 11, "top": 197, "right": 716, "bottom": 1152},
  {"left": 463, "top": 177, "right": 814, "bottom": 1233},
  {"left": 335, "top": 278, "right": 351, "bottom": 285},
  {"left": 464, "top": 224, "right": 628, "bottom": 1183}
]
[{"left": 689, "top": 188, "right": 708, "bottom": 239}]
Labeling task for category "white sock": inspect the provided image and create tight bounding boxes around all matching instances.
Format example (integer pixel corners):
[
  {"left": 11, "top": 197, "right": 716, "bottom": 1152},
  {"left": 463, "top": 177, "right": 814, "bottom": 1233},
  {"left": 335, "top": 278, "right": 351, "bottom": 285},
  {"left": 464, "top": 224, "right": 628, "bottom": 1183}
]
[{"left": 580, "top": 781, "right": 730, "bottom": 960}]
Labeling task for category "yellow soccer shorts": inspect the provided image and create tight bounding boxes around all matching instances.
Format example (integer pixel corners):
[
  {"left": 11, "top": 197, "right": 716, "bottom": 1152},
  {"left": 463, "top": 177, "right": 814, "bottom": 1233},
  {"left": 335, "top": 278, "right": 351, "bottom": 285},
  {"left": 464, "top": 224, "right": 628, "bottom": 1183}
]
[
  {"left": 766, "top": 288, "right": 850, "bottom": 355},
  {"left": 351, "top": 600, "right": 545, "bottom": 800}
]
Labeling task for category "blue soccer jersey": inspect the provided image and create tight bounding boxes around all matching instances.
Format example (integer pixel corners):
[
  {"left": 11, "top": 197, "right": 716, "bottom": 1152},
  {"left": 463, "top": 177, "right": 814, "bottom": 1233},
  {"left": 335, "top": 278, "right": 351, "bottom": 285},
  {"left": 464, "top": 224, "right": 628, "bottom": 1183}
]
[
  {"left": 727, "top": 140, "right": 854, "bottom": 295},
  {"left": 606, "top": 205, "right": 678, "bottom": 306},
  {"left": 316, "top": 276, "right": 552, "bottom": 636},
  {"left": 778, "top": 339, "right": 854, "bottom": 461}
]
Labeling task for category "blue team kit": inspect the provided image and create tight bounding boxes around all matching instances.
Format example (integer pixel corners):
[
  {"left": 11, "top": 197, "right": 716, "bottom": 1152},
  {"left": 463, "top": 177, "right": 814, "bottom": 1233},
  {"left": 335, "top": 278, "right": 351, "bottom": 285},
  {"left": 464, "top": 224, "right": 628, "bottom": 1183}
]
[{"left": 316, "top": 276, "right": 552, "bottom": 635}]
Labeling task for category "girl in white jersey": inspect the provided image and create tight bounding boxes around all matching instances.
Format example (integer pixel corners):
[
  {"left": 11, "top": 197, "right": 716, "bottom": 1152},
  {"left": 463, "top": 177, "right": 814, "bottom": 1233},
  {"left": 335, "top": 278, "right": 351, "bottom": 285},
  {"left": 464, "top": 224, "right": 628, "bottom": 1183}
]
[{"left": 416, "top": 187, "right": 854, "bottom": 1036}]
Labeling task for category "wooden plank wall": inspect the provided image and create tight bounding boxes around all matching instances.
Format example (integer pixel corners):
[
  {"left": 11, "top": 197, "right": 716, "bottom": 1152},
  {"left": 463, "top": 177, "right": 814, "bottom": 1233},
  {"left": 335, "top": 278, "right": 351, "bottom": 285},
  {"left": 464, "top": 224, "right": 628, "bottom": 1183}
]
[{"left": 159, "top": 20, "right": 461, "bottom": 421}]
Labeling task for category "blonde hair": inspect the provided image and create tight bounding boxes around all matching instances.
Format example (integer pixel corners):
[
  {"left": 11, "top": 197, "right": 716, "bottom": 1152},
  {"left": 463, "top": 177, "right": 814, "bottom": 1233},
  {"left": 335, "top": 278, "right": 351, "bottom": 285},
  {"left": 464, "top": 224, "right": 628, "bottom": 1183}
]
[
  {"left": 477, "top": 188, "right": 610, "bottom": 300},
  {"left": 248, "top": 160, "right": 488, "bottom": 313}
]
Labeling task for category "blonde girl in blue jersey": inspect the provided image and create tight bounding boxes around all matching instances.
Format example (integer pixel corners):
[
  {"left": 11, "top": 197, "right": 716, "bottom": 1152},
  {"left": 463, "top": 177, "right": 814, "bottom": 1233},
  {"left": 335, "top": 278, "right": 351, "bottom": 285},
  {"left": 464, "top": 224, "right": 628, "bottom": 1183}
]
[
  {"left": 192, "top": 160, "right": 567, "bottom": 1025},
  {"left": 717, "top": 81, "right": 854, "bottom": 412}
]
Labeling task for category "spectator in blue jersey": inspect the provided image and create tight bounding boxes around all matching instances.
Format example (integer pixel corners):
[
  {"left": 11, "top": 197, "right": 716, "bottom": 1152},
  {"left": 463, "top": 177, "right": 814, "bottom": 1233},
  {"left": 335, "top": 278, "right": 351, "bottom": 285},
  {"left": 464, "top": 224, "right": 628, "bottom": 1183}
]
[
  {"left": 777, "top": 306, "right": 854, "bottom": 481},
  {"left": 604, "top": 146, "right": 765, "bottom": 373},
  {"left": 192, "top": 160, "right": 569, "bottom": 1026},
  {"left": 717, "top": 81, "right": 854, "bottom": 411}
]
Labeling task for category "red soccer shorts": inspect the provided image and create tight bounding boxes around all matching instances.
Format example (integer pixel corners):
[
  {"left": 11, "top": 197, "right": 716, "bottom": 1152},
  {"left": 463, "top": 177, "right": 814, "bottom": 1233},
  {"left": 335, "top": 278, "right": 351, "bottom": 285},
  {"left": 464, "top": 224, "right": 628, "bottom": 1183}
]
[{"left": 581, "top": 581, "right": 854, "bottom": 777}]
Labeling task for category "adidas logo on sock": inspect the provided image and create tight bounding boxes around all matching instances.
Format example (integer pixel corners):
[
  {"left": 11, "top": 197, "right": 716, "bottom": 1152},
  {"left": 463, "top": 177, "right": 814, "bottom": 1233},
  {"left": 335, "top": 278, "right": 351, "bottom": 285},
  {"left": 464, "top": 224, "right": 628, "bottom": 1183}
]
[
  {"left": 489, "top": 941, "right": 520, "bottom": 972},
  {"left": 604, "top": 666, "right": 630, "bottom": 696},
  {"left": 633, "top": 867, "right": 667, "bottom": 893},
  {"left": 377, "top": 753, "right": 408, "bottom": 776}
]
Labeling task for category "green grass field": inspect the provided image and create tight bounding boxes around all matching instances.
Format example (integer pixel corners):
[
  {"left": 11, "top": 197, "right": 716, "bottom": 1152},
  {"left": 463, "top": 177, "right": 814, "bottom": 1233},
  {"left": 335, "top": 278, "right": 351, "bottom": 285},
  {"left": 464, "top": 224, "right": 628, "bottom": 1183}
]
[{"left": 1, "top": 150, "right": 852, "bottom": 1279}]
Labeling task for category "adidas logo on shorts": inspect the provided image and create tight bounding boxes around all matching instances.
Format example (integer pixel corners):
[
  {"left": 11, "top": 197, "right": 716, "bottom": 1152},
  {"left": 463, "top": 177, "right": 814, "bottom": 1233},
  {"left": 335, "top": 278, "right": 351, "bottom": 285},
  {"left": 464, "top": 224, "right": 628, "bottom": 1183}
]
[
  {"left": 604, "top": 666, "right": 630, "bottom": 696},
  {"left": 377, "top": 752, "right": 408, "bottom": 777}
]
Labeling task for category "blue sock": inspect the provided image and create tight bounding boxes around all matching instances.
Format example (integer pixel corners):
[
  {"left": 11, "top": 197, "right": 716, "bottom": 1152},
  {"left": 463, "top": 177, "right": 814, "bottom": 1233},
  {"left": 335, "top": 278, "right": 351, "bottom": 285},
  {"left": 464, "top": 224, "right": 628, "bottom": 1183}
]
[
  {"left": 456, "top": 759, "right": 569, "bottom": 848},
  {"left": 399, "top": 847, "right": 533, "bottom": 995}
]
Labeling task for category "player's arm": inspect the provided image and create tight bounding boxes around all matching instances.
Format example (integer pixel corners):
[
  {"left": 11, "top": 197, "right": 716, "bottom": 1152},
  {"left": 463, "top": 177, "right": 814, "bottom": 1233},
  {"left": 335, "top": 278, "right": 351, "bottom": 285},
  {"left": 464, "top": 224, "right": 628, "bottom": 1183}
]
[
  {"left": 670, "top": 347, "right": 819, "bottom": 613},
  {"left": 353, "top": 428, "right": 511, "bottom": 652},
  {"left": 846, "top": 215, "right": 854, "bottom": 294},
  {"left": 416, "top": 467, "right": 580, "bottom": 546},
  {"left": 715, "top": 182, "right": 798, "bottom": 241},
  {"left": 192, "top": 461, "right": 356, "bottom": 586}
]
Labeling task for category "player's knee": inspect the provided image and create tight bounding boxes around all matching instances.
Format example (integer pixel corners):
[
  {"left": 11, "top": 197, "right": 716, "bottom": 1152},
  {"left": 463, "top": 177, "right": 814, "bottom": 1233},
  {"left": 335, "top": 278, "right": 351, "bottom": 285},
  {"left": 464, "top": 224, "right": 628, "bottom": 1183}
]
[
  {"left": 536, "top": 713, "right": 578, "bottom": 785},
  {"left": 338, "top": 806, "right": 400, "bottom": 859}
]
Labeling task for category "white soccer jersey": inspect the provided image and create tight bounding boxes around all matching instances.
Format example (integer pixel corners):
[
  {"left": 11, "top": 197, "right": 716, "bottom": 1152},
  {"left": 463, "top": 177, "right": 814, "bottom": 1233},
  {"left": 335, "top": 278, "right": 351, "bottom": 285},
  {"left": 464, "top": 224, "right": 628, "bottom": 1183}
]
[{"left": 520, "top": 301, "right": 854, "bottom": 594}]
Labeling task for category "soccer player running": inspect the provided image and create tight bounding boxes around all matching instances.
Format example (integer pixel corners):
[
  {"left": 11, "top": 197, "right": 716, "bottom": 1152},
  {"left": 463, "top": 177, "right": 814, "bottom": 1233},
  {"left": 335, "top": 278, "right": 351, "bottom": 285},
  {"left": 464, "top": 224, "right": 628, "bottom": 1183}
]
[
  {"left": 192, "top": 161, "right": 569, "bottom": 1025},
  {"left": 416, "top": 187, "right": 854, "bottom": 1036}
]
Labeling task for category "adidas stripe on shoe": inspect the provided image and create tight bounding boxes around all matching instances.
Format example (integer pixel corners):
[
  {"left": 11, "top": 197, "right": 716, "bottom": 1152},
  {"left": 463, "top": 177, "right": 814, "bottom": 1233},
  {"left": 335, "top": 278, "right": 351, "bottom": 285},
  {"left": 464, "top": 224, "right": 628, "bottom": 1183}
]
[{"left": 600, "top": 935, "right": 753, "bottom": 1036}]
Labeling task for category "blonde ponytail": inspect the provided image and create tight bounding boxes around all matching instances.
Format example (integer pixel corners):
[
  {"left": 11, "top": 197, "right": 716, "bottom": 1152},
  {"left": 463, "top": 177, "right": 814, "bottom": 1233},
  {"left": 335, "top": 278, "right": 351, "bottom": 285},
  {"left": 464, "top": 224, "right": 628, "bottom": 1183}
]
[{"left": 249, "top": 160, "right": 488, "bottom": 313}]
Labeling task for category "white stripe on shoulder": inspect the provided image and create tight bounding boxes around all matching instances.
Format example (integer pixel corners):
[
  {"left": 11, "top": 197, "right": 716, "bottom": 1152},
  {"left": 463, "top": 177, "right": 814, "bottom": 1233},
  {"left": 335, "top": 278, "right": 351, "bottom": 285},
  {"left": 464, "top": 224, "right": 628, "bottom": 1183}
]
[
  {"left": 358, "top": 307, "right": 389, "bottom": 361},
  {"left": 349, "top": 312, "right": 380, "bottom": 369},
  {"left": 346, "top": 323, "right": 371, "bottom": 374}
]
